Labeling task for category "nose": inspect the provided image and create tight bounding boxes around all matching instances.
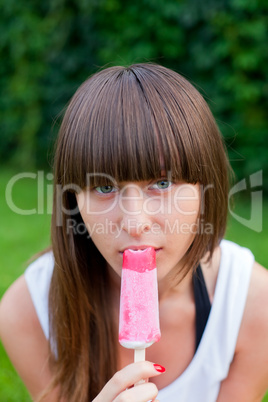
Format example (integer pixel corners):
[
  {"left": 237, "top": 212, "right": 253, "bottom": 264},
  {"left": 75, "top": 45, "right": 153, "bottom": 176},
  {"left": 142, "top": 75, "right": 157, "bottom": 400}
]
[{"left": 120, "top": 184, "right": 152, "bottom": 237}]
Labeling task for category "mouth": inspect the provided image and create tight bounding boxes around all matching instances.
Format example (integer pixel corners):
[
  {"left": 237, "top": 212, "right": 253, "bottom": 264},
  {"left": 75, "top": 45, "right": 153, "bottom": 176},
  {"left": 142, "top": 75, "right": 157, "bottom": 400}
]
[{"left": 119, "top": 246, "right": 162, "bottom": 255}]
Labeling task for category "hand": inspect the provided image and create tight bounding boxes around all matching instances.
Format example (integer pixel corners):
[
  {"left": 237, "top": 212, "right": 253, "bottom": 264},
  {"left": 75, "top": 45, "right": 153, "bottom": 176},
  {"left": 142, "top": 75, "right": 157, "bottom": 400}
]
[{"left": 92, "top": 361, "right": 165, "bottom": 402}]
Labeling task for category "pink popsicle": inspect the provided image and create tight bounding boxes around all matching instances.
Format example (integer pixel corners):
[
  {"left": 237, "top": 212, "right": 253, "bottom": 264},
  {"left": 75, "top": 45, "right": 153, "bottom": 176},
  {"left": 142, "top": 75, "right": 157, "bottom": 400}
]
[{"left": 119, "top": 247, "right": 161, "bottom": 349}]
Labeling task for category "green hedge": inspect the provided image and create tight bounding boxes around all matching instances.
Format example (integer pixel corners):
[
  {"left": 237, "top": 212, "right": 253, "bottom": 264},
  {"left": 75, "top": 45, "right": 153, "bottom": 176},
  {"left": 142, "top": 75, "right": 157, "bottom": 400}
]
[{"left": 1, "top": 0, "right": 267, "bottom": 187}]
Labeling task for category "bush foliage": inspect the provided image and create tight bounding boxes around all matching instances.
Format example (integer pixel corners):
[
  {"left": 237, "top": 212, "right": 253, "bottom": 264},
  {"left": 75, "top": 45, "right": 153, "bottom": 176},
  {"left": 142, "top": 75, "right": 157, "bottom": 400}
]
[{"left": 1, "top": 0, "right": 267, "bottom": 186}]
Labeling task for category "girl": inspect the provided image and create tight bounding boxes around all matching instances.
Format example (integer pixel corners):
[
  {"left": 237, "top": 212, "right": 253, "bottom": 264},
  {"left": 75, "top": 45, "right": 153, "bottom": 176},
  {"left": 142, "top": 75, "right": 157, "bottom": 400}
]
[{"left": 1, "top": 63, "right": 268, "bottom": 402}]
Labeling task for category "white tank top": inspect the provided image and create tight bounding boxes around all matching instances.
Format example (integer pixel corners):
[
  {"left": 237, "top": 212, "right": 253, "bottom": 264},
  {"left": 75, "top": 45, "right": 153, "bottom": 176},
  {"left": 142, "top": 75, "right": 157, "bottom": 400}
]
[{"left": 24, "top": 240, "right": 254, "bottom": 402}]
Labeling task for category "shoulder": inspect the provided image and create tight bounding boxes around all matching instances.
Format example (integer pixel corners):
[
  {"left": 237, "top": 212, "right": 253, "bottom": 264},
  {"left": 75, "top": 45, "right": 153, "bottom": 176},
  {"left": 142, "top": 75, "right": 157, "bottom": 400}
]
[
  {"left": 24, "top": 250, "right": 54, "bottom": 282},
  {"left": 0, "top": 274, "right": 39, "bottom": 337},
  {"left": 238, "top": 260, "right": 268, "bottom": 347},
  {"left": 0, "top": 251, "right": 54, "bottom": 340},
  {"left": 215, "top": 255, "right": 268, "bottom": 401},
  {"left": 0, "top": 275, "right": 53, "bottom": 399},
  {"left": 223, "top": 261, "right": 268, "bottom": 400},
  {"left": 202, "top": 240, "right": 268, "bottom": 352}
]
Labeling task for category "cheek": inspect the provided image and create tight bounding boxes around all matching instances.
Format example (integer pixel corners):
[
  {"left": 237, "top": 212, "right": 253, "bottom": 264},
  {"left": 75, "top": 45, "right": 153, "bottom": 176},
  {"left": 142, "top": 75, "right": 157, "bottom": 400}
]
[
  {"left": 176, "top": 199, "right": 200, "bottom": 222},
  {"left": 172, "top": 185, "right": 200, "bottom": 218},
  {"left": 76, "top": 191, "right": 118, "bottom": 217},
  {"left": 178, "top": 187, "right": 200, "bottom": 227},
  {"left": 157, "top": 191, "right": 200, "bottom": 243}
]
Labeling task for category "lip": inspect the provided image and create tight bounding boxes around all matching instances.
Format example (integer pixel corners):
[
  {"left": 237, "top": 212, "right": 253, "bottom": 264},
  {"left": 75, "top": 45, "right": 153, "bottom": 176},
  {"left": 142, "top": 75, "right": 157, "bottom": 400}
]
[{"left": 119, "top": 246, "right": 162, "bottom": 254}]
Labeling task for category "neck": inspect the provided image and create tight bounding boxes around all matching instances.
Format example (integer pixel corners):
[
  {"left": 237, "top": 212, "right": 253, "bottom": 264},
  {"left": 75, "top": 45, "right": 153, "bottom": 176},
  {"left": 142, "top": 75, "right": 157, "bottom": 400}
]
[{"left": 157, "top": 264, "right": 194, "bottom": 302}]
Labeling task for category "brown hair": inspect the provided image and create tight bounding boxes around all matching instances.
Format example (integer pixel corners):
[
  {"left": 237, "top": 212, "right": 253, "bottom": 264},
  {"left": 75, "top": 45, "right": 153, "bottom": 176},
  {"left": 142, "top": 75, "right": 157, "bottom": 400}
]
[{"left": 42, "top": 63, "right": 230, "bottom": 401}]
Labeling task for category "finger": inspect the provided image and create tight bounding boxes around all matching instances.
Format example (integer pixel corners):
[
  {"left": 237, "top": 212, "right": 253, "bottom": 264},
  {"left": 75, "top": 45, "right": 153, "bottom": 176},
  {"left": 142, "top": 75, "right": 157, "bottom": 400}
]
[
  {"left": 99, "top": 361, "right": 165, "bottom": 401},
  {"left": 113, "top": 381, "right": 159, "bottom": 402},
  {"left": 134, "top": 376, "right": 148, "bottom": 386}
]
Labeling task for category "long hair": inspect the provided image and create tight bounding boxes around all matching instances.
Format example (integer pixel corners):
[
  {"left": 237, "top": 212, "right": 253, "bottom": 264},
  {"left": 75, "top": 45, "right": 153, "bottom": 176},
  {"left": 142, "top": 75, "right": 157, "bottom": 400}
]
[{"left": 41, "top": 63, "right": 230, "bottom": 401}]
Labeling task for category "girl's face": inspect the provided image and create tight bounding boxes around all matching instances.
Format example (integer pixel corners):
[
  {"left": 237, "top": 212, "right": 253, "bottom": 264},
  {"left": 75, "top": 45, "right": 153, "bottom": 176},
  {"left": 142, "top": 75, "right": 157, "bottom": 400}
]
[{"left": 76, "top": 177, "right": 200, "bottom": 283}]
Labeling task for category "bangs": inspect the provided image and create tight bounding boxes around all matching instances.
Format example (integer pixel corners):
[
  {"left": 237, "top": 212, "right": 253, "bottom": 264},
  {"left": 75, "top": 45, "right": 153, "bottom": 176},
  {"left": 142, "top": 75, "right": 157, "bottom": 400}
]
[{"left": 57, "top": 64, "right": 210, "bottom": 189}]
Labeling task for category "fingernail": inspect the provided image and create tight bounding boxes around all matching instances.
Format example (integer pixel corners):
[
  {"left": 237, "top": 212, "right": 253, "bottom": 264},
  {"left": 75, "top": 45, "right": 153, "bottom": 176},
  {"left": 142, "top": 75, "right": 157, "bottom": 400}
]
[{"left": 153, "top": 364, "right": 166, "bottom": 373}]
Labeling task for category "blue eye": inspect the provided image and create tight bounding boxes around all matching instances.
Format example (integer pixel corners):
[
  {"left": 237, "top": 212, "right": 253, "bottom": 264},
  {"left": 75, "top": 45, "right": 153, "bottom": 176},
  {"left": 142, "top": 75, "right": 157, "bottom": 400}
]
[
  {"left": 152, "top": 179, "right": 172, "bottom": 190},
  {"left": 95, "top": 185, "right": 116, "bottom": 194}
]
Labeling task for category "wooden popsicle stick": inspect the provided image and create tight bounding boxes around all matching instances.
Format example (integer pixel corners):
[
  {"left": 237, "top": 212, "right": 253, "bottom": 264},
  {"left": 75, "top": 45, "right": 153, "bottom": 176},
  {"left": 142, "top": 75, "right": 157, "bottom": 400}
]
[
  {"left": 134, "top": 348, "right": 145, "bottom": 362},
  {"left": 134, "top": 348, "right": 146, "bottom": 386}
]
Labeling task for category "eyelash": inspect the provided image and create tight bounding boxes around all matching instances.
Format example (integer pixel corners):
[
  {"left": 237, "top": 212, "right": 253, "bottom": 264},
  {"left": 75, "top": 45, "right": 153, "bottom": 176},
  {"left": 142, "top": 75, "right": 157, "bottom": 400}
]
[
  {"left": 94, "top": 185, "right": 118, "bottom": 194},
  {"left": 93, "top": 178, "right": 173, "bottom": 196},
  {"left": 149, "top": 179, "right": 173, "bottom": 191}
]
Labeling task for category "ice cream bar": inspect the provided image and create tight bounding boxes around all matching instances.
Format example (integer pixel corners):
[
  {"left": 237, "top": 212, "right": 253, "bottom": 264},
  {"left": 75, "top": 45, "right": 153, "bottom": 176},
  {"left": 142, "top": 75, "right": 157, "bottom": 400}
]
[{"left": 119, "top": 247, "right": 161, "bottom": 350}]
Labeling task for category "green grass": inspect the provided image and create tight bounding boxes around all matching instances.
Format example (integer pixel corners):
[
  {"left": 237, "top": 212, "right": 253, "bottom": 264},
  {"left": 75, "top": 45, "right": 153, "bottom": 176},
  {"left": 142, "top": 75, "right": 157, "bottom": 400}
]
[
  {"left": 0, "top": 170, "right": 52, "bottom": 297},
  {"left": 0, "top": 169, "right": 267, "bottom": 401},
  {"left": 0, "top": 169, "right": 51, "bottom": 401}
]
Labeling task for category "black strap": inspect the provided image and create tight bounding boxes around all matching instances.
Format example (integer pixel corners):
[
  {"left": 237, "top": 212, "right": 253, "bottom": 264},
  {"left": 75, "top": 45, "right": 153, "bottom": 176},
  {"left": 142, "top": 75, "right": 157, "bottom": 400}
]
[{"left": 193, "top": 264, "right": 211, "bottom": 351}]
